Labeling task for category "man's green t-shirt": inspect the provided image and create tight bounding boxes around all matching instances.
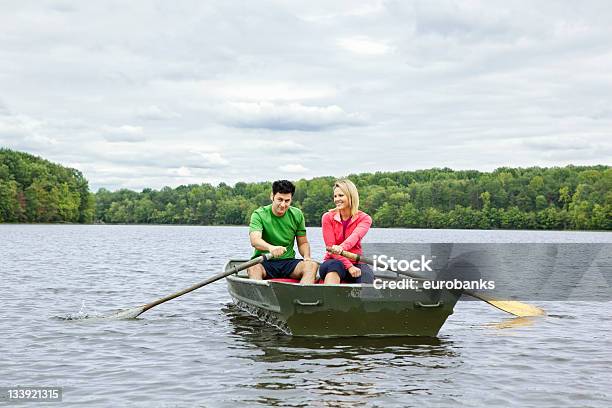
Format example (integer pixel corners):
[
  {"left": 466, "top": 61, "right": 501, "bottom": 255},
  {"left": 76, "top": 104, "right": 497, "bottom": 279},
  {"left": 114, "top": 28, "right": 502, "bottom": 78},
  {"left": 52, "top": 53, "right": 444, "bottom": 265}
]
[{"left": 249, "top": 204, "right": 306, "bottom": 260}]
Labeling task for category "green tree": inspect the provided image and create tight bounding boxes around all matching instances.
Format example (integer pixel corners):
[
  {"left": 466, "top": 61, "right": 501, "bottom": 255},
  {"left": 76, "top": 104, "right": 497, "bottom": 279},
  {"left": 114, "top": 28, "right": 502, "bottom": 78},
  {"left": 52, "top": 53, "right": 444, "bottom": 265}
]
[{"left": 0, "top": 149, "right": 94, "bottom": 223}]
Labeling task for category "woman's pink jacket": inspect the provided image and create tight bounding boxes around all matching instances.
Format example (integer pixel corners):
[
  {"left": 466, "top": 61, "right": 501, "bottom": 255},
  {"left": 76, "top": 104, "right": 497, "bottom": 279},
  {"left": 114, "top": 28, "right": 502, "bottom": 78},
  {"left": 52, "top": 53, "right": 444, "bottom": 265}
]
[{"left": 321, "top": 210, "right": 372, "bottom": 269}]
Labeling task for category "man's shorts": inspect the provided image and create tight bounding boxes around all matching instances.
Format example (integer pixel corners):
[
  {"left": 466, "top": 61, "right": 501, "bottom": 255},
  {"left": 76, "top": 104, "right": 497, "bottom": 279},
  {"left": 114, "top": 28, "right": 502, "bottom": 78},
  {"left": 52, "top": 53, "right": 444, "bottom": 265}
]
[
  {"left": 318, "top": 259, "right": 374, "bottom": 283},
  {"left": 262, "top": 258, "right": 303, "bottom": 279}
]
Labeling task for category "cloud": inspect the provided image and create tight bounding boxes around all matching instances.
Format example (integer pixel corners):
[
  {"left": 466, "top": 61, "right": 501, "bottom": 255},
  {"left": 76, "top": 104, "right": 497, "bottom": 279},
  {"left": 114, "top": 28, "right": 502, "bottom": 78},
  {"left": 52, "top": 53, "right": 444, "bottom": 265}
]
[
  {"left": 1, "top": 2, "right": 611, "bottom": 191},
  {"left": 519, "top": 135, "right": 612, "bottom": 161},
  {"left": 336, "top": 36, "right": 395, "bottom": 55},
  {"left": 196, "top": 151, "right": 229, "bottom": 166},
  {"left": 134, "top": 105, "right": 181, "bottom": 121},
  {"left": 73, "top": 146, "right": 231, "bottom": 190},
  {"left": 169, "top": 166, "right": 192, "bottom": 177},
  {"left": 251, "top": 140, "right": 308, "bottom": 153},
  {"left": 296, "top": 0, "right": 386, "bottom": 22},
  {"left": 220, "top": 101, "right": 367, "bottom": 131},
  {"left": 200, "top": 80, "right": 337, "bottom": 102},
  {"left": 0, "top": 100, "right": 9, "bottom": 116},
  {"left": 522, "top": 136, "right": 595, "bottom": 152},
  {"left": 87, "top": 145, "right": 230, "bottom": 170},
  {"left": 102, "top": 125, "right": 146, "bottom": 142},
  {"left": 0, "top": 114, "right": 59, "bottom": 151},
  {"left": 279, "top": 164, "right": 309, "bottom": 173}
]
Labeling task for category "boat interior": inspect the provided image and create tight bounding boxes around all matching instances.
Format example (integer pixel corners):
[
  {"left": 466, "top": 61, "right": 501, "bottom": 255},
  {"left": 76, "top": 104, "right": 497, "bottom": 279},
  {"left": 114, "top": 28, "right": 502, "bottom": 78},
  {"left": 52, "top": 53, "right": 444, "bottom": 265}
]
[{"left": 230, "top": 261, "right": 409, "bottom": 285}]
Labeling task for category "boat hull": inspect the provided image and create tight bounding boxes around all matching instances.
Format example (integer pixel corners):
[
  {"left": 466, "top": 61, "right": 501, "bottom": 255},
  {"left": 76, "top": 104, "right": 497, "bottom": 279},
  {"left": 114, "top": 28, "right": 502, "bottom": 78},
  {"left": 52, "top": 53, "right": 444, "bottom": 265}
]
[{"left": 225, "top": 260, "right": 460, "bottom": 337}]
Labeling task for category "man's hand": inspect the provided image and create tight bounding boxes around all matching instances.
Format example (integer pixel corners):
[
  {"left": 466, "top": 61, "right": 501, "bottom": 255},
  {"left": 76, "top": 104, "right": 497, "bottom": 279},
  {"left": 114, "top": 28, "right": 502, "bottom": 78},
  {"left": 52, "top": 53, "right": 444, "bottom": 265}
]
[
  {"left": 268, "top": 245, "right": 286, "bottom": 258},
  {"left": 331, "top": 245, "right": 343, "bottom": 254},
  {"left": 348, "top": 265, "right": 361, "bottom": 278}
]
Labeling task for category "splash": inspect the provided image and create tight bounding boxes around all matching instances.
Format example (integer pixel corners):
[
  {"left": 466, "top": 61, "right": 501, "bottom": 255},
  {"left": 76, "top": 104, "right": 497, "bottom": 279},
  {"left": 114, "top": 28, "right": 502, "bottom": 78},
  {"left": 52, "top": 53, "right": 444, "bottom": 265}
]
[
  {"left": 60, "top": 300, "right": 95, "bottom": 320},
  {"left": 59, "top": 301, "right": 143, "bottom": 321}
]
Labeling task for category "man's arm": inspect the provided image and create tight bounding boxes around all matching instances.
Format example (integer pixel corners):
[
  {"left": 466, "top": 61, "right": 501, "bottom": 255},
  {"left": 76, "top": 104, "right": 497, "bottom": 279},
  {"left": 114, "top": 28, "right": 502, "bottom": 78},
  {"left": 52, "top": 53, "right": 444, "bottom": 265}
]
[
  {"left": 250, "top": 230, "right": 286, "bottom": 258},
  {"left": 294, "top": 210, "right": 311, "bottom": 260},
  {"left": 249, "top": 210, "right": 285, "bottom": 258},
  {"left": 296, "top": 234, "right": 311, "bottom": 260}
]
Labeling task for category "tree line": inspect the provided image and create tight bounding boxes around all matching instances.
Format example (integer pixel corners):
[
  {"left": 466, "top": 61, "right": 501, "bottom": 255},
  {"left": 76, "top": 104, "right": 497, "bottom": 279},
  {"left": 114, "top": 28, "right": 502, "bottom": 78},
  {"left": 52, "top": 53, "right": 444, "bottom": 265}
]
[
  {"left": 95, "top": 165, "right": 610, "bottom": 230},
  {"left": 0, "top": 149, "right": 94, "bottom": 223},
  {"left": 1, "top": 148, "right": 610, "bottom": 230}
]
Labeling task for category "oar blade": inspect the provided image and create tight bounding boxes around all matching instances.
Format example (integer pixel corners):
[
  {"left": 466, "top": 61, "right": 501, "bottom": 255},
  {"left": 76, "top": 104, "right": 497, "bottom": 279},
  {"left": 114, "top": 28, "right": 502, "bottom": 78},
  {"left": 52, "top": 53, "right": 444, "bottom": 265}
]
[
  {"left": 103, "top": 306, "right": 146, "bottom": 320},
  {"left": 486, "top": 300, "right": 546, "bottom": 317},
  {"left": 469, "top": 292, "right": 546, "bottom": 317}
]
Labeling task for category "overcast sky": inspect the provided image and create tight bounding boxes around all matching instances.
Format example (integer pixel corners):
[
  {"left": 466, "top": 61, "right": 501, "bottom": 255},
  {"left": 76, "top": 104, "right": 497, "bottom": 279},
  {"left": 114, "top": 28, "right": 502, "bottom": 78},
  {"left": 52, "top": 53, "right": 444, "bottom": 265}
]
[{"left": 1, "top": 1, "right": 611, "bottom": 191}]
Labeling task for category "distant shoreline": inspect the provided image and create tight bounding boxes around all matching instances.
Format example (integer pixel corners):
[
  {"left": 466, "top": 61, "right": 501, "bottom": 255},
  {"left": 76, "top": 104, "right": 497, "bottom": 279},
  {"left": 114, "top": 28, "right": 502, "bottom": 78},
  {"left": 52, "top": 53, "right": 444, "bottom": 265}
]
[
  {"left": 2, "top": 149, "right": 610, "bottom": 231},
  {"left": 1, "top": 222, "right": 610, "bottom": 233}
]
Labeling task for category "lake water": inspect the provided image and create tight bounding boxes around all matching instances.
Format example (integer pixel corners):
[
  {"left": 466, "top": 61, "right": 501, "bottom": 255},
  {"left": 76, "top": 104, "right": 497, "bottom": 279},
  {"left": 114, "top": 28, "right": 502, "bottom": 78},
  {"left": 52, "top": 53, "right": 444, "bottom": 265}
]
[{"left": 1, "top": 225, "right": 611, "bottom": 407}]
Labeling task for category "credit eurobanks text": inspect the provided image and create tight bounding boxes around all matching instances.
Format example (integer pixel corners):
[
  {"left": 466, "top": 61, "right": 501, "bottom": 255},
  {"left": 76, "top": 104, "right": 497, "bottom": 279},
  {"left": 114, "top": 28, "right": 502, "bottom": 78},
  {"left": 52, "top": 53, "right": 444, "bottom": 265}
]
[{"left": 373, "top": 278, "right": 495, "bottom": 291}]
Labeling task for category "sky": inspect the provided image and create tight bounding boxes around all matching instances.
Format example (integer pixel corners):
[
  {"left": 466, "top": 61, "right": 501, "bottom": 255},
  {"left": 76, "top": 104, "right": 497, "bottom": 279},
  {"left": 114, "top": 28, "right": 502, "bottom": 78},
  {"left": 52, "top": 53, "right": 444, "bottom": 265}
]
[{"left": 1, "top": 0, "right": 611, "bottom": 191}]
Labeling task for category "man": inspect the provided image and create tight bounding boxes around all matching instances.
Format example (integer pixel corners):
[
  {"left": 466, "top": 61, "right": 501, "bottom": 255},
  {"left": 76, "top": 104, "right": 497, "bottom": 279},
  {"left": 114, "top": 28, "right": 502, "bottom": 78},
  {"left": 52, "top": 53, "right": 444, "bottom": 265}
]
[{"left": 248, "top": 180, "right": 317, "bottom": 284}]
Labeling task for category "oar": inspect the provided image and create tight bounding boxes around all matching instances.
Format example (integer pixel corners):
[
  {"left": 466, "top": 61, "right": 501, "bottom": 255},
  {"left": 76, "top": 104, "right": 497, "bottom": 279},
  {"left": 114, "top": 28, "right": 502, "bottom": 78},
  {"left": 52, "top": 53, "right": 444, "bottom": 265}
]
[
  {"left": 104, "top": 253, "right": 271, "bottom": 319},
  {"left": 327, "top": 247, "right": 545, "bottom": 317}
]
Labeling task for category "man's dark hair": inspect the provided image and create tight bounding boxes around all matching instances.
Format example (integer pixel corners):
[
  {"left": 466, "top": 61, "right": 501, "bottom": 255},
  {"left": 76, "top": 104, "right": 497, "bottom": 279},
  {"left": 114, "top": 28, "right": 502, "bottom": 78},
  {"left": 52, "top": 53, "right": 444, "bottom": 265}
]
[{"left": 272, "top": 180, "right": 295, "bottom": 196}]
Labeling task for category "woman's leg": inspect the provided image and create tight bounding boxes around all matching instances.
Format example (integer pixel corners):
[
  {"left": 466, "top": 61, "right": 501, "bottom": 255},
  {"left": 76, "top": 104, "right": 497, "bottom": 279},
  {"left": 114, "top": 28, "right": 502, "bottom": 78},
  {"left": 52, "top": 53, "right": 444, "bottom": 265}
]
[
  {"left": 319, "top": 259, "right": 347, "bottom": 284},
  {"left": 324, "top": 271, "right": 341, "bottom": 284},
  {"left": 356, "top": 263, "right": 374, "bottom": 284}
]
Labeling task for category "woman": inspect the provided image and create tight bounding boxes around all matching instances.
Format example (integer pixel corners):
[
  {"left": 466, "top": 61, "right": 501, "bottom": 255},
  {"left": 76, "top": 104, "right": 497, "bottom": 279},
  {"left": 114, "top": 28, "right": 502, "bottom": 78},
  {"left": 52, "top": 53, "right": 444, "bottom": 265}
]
[{"left": 319, "top": 179, "right": 374, "bottom": 284}]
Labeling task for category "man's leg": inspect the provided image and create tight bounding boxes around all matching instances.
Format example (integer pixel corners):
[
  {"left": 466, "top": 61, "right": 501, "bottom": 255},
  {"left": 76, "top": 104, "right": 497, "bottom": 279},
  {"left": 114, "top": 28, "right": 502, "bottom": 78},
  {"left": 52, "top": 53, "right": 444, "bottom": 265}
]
[
  {"left": 291, "top": 260, "right": 318, "bottom": 284},
  {"left": 247, "top": 263, "right": 266, "bottom": 280}
]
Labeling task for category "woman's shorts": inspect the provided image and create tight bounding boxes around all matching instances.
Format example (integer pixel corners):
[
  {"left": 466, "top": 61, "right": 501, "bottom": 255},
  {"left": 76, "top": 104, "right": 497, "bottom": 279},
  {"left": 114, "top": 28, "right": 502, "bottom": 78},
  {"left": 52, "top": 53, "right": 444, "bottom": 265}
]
[{"left": 318, "top": 259, "right": 374, "bottom": 283}]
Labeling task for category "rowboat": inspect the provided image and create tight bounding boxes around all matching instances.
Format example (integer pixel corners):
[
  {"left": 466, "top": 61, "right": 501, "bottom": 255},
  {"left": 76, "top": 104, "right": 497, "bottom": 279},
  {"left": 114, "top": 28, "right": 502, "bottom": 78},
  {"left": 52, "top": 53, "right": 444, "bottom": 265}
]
[{"left": 224, "top": 259, "right": 461, "bottom": 337}]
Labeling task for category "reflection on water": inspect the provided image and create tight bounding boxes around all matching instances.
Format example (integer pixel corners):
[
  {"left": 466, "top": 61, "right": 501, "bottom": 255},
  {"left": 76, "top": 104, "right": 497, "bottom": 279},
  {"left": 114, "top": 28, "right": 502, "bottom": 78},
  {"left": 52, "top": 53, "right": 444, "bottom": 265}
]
[
  {"left": 224, "top": 304, "right": 458, "bottom": 357},
  {"left": 485, "top": 316, "right": 540, "bottom": 330},
  {"left": 223, "top": 304, "right": 463, "bottom": 405}
]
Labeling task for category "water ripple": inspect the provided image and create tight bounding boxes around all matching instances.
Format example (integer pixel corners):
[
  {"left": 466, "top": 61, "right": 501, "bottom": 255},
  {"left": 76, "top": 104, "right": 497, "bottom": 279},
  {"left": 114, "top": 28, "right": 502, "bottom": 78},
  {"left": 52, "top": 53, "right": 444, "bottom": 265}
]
[{"left": 1, "top": 225, "right": 611, "bottom": 407}]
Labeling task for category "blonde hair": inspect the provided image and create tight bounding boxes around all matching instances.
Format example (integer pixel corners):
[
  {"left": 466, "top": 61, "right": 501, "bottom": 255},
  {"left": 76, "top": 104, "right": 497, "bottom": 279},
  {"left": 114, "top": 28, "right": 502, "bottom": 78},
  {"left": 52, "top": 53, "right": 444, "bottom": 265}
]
[{"left": 334, "top": 179, "right": 360, "bottom": 217}]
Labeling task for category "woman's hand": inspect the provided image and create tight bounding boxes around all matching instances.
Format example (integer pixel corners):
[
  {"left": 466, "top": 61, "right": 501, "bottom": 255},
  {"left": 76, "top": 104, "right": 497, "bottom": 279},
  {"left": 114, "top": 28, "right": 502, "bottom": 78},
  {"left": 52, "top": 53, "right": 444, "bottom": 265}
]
[
  {"left": 331, "top": 245, "right": 343, "bottom": 254},
  {"left": 348, "top": 266, "right": 361, "bottom": 278}
]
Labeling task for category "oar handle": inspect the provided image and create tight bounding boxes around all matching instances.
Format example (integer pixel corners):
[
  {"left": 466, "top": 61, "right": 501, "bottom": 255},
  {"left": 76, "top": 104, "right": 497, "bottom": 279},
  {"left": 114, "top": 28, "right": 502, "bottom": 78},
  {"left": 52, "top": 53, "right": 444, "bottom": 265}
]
[
  {"left": 141, "top": 253, "right": 271, "bottom": 313},
  {"left": 326, "top": 246, "right": 360, "bottom": 262},
  {"left": 328, "top": 247, "right": 457, "bottom": 283},
  {"left": 325, "top": 247, "right": 424, "bottom": 279},
  {"left": 326, "top": 246, "right": 375, "bottom": 264}
]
